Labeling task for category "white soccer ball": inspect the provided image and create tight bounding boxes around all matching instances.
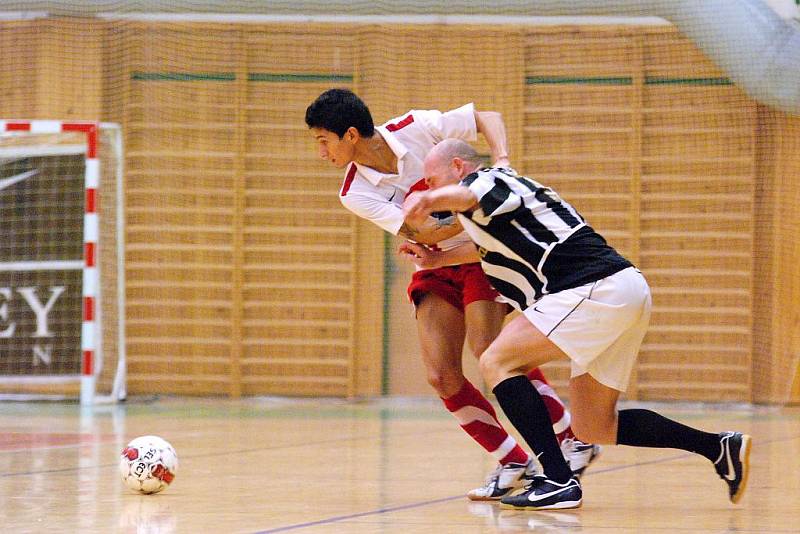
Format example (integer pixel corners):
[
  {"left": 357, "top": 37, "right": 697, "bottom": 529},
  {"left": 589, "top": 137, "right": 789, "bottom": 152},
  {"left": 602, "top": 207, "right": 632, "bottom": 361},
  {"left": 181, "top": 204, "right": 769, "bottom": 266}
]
[{"left": 119, "top": 435, "right": 178, "bottom": 494}]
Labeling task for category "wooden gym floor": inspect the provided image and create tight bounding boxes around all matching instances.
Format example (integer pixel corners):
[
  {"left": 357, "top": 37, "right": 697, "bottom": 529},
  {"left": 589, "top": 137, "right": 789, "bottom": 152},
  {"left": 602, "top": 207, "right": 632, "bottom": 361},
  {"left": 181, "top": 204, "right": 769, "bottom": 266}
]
[{"left": 0, "top": 397, "right": 797, "bottom": 533}]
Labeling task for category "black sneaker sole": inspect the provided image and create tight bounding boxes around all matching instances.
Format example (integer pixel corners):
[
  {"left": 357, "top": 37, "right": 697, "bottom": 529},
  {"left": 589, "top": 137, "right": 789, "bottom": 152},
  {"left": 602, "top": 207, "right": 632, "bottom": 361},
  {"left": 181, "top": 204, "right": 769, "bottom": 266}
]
[{"left": 731, "top": 434, "right": 752, "bottom": 504}]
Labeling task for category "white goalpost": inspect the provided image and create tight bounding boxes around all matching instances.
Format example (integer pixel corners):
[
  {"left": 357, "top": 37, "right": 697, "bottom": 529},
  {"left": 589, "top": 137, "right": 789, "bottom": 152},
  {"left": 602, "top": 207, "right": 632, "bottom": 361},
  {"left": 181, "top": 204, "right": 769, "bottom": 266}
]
[{"left": 0, "top": 121, "right": 126, "bottom": 404}]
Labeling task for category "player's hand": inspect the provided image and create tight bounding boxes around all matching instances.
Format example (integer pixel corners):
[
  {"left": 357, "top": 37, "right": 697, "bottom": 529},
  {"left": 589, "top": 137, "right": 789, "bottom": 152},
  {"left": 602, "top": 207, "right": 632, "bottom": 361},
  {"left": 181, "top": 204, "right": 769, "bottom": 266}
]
[
  {"left": 403, "top": 191, "right": 433, "bottom": 227},
  {"left": 398, "top": 241, "right": 441, "bottom": 270}
]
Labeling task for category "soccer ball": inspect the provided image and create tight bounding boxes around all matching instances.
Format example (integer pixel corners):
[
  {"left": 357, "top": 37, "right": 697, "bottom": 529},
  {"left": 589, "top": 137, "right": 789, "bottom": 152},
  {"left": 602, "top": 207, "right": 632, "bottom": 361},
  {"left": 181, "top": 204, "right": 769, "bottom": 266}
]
[{"left": 119, "top": 435, "right": 178, "bottom": 494}]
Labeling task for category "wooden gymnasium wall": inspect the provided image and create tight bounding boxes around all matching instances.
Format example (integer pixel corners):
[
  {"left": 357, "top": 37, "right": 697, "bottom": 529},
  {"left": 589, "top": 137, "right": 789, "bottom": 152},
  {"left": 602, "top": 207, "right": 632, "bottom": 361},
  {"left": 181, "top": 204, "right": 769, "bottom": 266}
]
[
  {"left": 118, "top": 23, "right": 363, "bottom": 397},
  {"left": 0, "top": 18, "right": 797, "bottom": 402},
  {"left": 521, "top": 25, "right": 762, "bottom": 402},
  {"left": 121, "top": 24, "right": 239, "bottom": 396}
]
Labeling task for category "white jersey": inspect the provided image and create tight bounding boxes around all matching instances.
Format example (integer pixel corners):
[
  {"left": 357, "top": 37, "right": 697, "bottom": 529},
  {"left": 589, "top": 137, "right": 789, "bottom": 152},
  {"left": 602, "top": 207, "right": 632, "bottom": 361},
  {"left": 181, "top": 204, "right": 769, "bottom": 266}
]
[{"left": 338, "top": 103, "right": 477, "bottom": 257}]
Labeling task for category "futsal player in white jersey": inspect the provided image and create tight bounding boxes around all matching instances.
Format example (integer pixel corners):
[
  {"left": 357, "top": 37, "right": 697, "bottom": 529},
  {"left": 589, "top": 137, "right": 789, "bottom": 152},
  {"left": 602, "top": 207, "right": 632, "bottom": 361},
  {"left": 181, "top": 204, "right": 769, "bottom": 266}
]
[
  {"left": 402, "top": 139, "right": 752, "bottom": 510},
  {"left": 305, "top": 89, "right": 599, "bottom": 500}
]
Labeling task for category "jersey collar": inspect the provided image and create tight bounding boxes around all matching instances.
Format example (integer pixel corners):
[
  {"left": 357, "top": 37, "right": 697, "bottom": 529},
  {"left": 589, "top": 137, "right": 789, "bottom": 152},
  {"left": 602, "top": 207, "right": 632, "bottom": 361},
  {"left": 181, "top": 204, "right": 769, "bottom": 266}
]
[
  {"left": 354, "top": 126, "right": 410, "bottom": 186},
  {"left": 376, "top": 125, "right": 410, "bottom": 161}
]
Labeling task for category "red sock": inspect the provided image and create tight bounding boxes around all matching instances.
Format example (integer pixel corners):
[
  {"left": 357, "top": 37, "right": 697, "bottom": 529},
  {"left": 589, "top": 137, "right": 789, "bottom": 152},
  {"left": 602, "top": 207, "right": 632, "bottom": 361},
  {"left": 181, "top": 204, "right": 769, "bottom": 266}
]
[
  {"left": 442, "top": 380, "right": 530, "bottom": 465},
  {"left": 526, "top": 368, "right": 575, "bottom": 442}
]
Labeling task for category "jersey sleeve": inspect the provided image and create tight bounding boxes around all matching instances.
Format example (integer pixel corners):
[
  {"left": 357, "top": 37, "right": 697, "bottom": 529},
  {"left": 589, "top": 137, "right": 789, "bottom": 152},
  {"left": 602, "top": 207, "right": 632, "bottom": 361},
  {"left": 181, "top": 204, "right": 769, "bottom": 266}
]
[
  {"left": 417, "top": 103, "right": 478, "bottom": 143},
  {"left": 461, "top": 170, "right": 522, "bottom": 217},
  {"left": 340, "top": 190, "right": 404, "bottom": 235}
]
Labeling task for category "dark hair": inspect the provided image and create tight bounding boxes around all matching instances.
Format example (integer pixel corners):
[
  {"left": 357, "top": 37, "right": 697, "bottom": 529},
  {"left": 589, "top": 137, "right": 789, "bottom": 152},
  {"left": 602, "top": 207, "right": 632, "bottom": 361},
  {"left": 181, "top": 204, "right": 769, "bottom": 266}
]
[{"left": 305, "top": 88, "right": 375, "bottom": 138}]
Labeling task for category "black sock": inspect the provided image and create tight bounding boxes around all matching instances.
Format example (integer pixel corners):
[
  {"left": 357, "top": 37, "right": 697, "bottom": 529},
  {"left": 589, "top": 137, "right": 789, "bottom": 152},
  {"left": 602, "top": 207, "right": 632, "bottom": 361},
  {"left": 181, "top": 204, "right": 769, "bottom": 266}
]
[
  {"left": 493, "top": 375, "right": 573, "bottom": 483},
  {"left": 617, "top": 408, "right": 721, "bottom": 462}
]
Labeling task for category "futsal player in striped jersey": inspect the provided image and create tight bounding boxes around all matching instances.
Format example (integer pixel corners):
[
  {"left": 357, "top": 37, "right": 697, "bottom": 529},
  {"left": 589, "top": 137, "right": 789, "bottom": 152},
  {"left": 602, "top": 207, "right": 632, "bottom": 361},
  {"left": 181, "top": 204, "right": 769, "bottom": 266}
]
[
  {"left": 402, "top": 138, "right": 752, "bottom": 510},
  {"left": 305, "top": 89, "right": 599, "bottom": 500}
]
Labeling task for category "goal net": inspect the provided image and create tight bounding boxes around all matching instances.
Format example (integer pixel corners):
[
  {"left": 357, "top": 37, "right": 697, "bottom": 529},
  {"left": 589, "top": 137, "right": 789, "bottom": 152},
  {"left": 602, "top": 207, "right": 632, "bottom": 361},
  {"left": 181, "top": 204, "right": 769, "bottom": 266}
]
[
  {"left": 0, "top": 2, "right": 797, "bottom": 404},
  {"left": 0, "top": 122, "right": 125, "bottom": 404}
]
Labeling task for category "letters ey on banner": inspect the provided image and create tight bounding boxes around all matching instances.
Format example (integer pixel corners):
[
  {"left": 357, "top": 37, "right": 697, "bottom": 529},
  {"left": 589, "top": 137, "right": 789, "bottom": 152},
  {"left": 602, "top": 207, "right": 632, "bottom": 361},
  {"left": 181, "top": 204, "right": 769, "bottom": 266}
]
[{"left": 0, "top": 153, "right": 86, "bottom": 376}]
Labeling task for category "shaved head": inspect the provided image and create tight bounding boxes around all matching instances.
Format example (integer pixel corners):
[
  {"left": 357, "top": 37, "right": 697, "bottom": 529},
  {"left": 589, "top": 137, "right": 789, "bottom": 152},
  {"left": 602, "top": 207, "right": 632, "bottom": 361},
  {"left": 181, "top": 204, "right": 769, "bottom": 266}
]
[
  {"left": 427, "top": 139, "right": 484, "bottom": 169},
  {"left": 422, "top": 139, "right": 486, "bottom": 189}
]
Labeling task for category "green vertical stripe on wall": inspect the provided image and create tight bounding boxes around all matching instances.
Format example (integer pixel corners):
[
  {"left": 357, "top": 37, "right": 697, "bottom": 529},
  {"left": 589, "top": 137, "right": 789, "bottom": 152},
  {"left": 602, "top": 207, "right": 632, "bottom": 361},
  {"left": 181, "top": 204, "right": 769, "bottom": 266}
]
[
  {"left": 131, "top": 72, "right": 354, "bottom": 82},
  {"left": 525, "top": 75, "right": 734, "bottom": 86},
  {"left": 248, "top": 73, "right": 354, "bottom": 83},
  {"left": 131, "top": 71, "right": 236, "bottom": 81},
  {"left": 645, "top": 76, "right": 733, "bottom": 86},
  {"left": 526, "top": 76, "right": 632, "bottom": 85}
]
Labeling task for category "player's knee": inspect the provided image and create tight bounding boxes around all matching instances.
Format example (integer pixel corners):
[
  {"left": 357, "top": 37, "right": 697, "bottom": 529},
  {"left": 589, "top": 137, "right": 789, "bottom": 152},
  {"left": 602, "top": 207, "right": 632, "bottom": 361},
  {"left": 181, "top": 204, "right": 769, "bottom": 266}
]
[
  {"left": 424, "top": 369, "right": 447, "bottom": 393},
  {"left": 425, "top": 368, "right": 463, "bottom": 397}
]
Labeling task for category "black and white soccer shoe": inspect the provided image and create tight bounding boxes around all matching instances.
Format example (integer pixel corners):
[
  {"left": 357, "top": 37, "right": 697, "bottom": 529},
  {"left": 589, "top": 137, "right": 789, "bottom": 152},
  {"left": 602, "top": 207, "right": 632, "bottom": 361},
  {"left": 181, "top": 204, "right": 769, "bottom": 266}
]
[
  {"left": 500, "top": 475, "right": 582, "bottom": 510},
  {"left": 713, "top": 431, "right": 752, "bottom": 504}
]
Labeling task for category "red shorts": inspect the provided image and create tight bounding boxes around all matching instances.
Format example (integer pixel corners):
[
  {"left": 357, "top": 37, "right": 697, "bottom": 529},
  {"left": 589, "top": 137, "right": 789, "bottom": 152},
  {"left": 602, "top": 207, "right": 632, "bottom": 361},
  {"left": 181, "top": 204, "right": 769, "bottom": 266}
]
[{"left": 407, "top": 263, "right": 501, "bottom": 313}]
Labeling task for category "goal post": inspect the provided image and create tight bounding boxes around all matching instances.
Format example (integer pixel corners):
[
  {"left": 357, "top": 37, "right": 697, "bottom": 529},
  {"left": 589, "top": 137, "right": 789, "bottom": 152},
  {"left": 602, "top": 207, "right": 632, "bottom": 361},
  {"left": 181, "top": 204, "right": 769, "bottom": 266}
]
[{"left": 0, "top": 121, "right": 125, "bottom": 404}]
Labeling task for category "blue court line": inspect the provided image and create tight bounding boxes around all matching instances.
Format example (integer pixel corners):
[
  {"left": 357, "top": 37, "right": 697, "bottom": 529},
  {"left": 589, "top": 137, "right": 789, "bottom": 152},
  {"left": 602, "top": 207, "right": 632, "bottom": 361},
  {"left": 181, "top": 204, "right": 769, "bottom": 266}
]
[
  {"left": 252, "top": 495, "right": 463, "bottom": 534},
  {"left": 252, "top": 432, "right": 800, "bottom": 534},
  {"left": 248, "top": 456, "right": 686, "bottom": 534}
]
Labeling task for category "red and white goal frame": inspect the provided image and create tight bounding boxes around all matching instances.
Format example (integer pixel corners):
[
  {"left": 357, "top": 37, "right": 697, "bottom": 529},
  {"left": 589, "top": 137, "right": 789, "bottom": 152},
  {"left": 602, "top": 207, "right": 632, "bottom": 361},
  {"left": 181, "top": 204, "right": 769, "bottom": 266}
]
[{"left": 0, "top": 120, "right": 125, "bottom": 405}]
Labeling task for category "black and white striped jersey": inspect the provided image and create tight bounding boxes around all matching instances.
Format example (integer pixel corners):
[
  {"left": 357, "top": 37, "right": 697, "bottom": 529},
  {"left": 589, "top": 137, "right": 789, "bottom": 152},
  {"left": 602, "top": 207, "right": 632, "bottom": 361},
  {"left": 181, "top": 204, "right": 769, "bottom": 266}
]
[{"left": 457, "top": 167, "right": 632, "bottom": 311}]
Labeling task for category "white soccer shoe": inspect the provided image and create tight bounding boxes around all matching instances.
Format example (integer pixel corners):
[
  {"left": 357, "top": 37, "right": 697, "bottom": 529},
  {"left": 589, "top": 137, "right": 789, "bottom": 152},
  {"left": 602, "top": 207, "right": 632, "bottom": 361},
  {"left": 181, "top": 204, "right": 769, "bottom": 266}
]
[
  {"left": 561, "top": 438, "right": 602, "bottom": 477},
  {"left": 467, "top": 459, "right": 537, "bottom": 501}
]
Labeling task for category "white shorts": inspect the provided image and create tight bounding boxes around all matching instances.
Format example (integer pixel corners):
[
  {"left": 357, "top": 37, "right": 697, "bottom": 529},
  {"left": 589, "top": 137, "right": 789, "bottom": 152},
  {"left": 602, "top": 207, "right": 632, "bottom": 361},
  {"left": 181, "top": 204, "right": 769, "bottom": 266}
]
[{"left": 523, "top": 267, "right": 652, "bottom": 391}]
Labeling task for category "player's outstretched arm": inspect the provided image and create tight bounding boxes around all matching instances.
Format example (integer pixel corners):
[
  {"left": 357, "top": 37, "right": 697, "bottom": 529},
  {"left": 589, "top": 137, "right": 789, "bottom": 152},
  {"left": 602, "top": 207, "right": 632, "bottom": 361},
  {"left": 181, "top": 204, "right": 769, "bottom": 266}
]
[
  {"left": 475, "top": 110, "right": 510, "bottom": 167},
  {"left": 403, "top": 186, "right": 479, "bottom": 227}
]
